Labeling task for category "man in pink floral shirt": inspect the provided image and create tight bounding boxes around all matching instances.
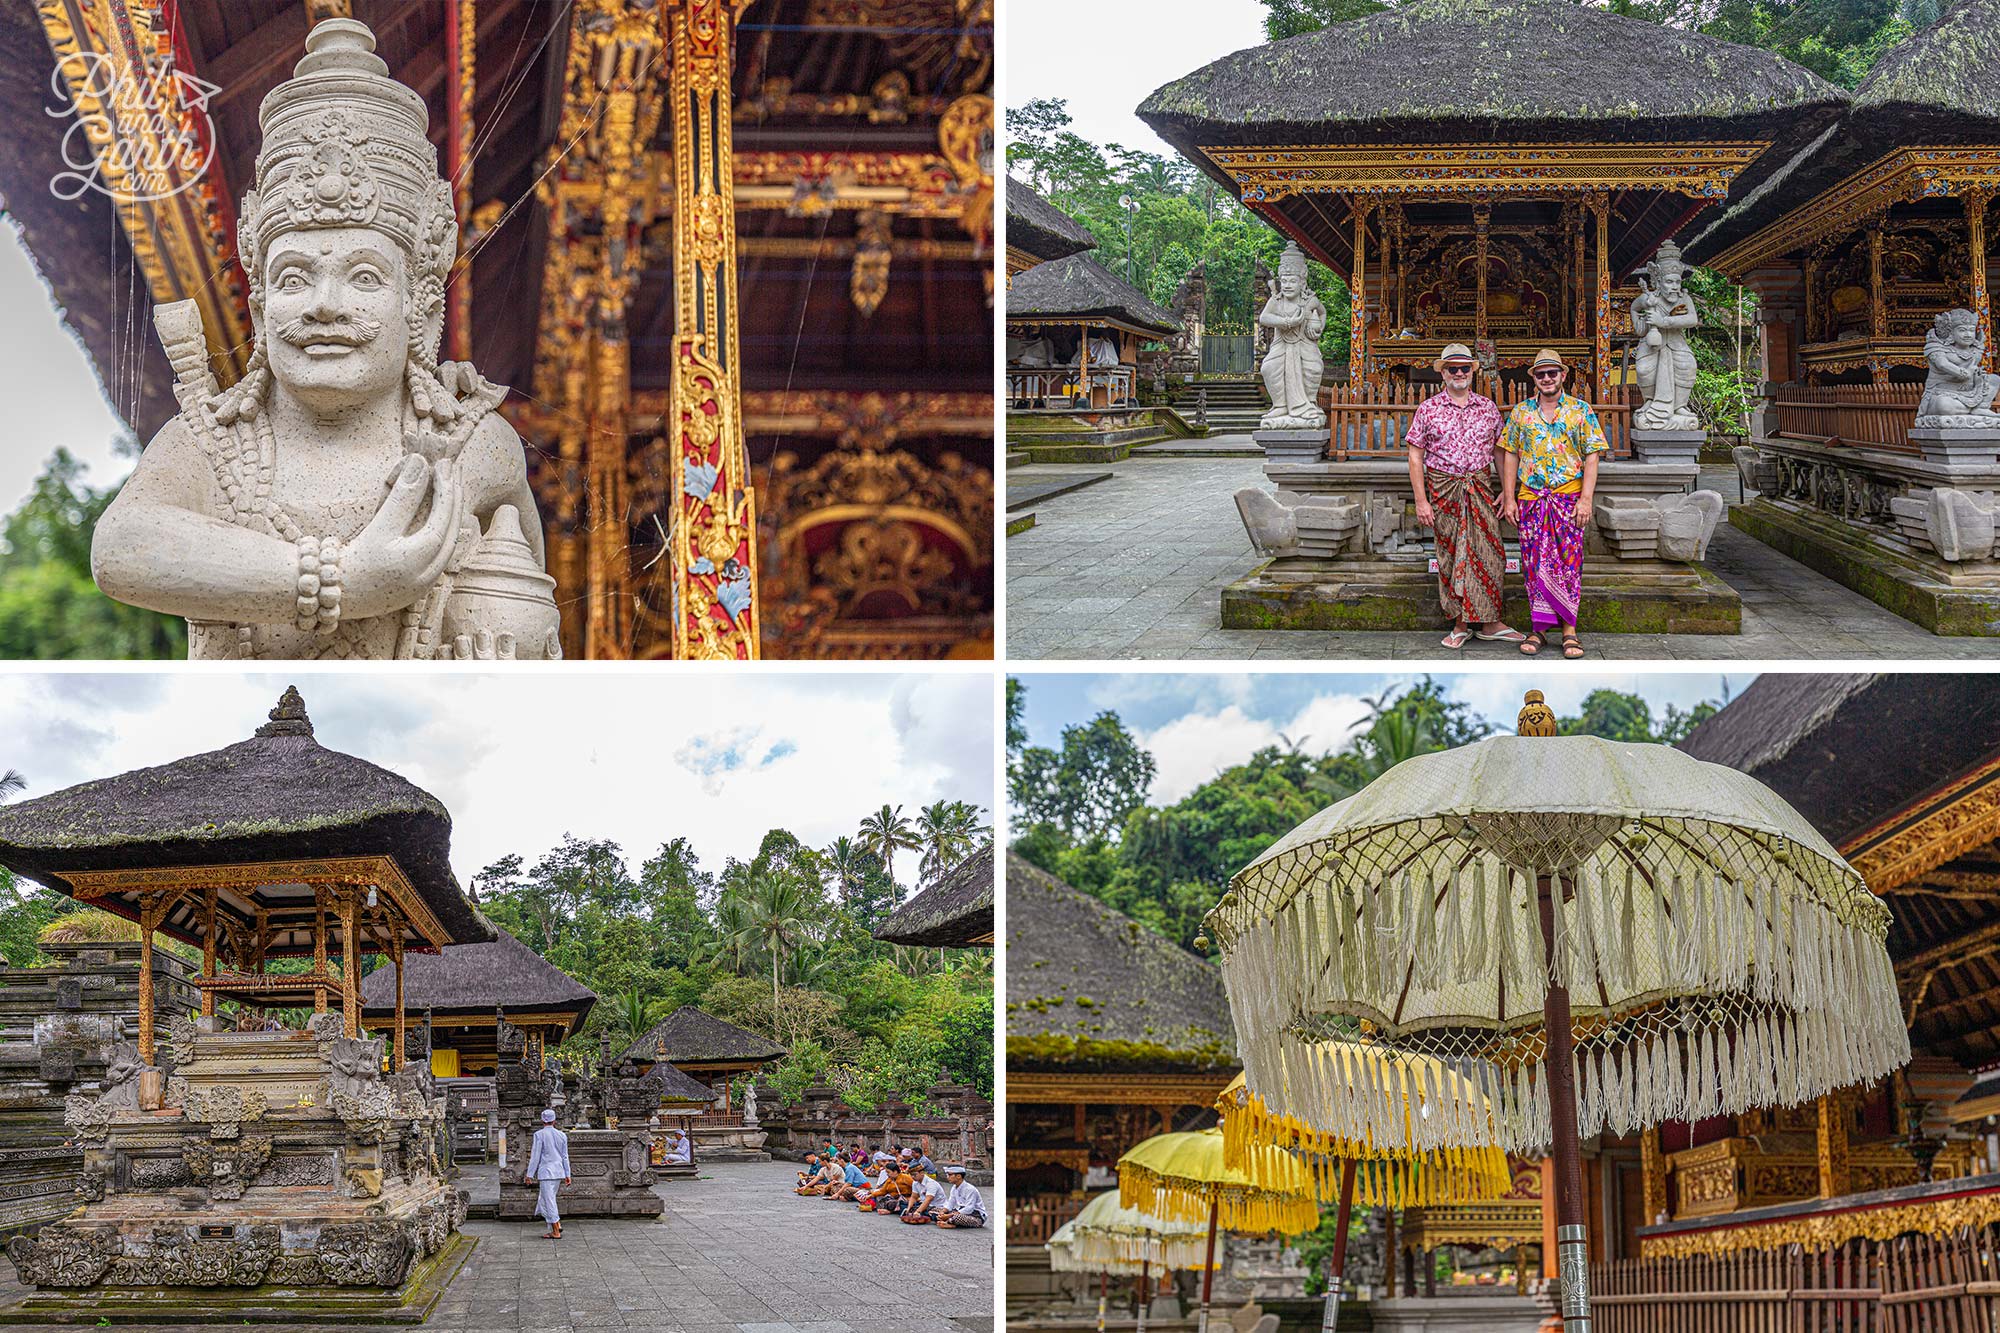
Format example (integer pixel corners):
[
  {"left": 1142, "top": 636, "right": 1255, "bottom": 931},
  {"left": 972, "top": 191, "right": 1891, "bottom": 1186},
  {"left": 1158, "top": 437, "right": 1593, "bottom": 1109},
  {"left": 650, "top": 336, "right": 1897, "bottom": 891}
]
[{"left": 1405, "top": 344, "right": 1522, "bottom": 649}]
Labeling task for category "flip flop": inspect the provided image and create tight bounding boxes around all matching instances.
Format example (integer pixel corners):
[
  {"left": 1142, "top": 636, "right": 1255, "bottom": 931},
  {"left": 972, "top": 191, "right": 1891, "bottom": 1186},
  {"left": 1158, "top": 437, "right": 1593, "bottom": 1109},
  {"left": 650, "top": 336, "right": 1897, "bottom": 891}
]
[
  {"left": 1441, "top": 627, "right": 1472, "bottom": 649},
  {"left": 1475, "top": 625, "right": 1526, "bottom": 642}
]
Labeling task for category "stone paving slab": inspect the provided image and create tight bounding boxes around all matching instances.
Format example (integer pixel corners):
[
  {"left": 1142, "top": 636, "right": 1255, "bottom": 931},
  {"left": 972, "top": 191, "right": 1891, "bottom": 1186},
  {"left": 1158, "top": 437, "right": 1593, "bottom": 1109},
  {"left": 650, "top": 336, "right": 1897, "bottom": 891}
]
[
  {"left": 0, "top": 1163, "right": 993, "bottom": 1333},
  {"left": 1005, "top": 456, "right": 2000, "bottom": 660}
]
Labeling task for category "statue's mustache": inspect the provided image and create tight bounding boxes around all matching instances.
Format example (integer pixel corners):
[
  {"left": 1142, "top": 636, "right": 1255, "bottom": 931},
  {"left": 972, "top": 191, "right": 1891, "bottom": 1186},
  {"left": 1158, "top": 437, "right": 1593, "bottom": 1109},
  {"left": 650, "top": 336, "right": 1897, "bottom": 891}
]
[{"left": 275, "top": 314, "right": 383, "bottom": 347}]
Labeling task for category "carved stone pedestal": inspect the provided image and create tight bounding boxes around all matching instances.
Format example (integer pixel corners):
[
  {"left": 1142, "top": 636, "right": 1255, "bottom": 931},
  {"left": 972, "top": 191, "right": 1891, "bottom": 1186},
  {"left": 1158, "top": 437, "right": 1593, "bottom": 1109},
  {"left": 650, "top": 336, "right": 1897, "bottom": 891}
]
[
  {"left": 1909, "top": 427, "right": 2000, "bottom": 467},
  {"left": 1254, "top": 428, "right": 1329, "bottom": 466},
  {"left": 1730, "top": 437, "right": 2000, "bottom": 634},
  {"left": 1632, "top": 428, "right": 1707, "bottom": 467}
]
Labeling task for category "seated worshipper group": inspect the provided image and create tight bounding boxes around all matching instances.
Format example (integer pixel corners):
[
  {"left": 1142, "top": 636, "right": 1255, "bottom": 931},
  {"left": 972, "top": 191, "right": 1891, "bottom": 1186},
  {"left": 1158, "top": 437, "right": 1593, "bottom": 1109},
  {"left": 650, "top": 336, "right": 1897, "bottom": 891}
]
[{"left": 792, "top": 1147, "right": 985, "bottom": 1228}]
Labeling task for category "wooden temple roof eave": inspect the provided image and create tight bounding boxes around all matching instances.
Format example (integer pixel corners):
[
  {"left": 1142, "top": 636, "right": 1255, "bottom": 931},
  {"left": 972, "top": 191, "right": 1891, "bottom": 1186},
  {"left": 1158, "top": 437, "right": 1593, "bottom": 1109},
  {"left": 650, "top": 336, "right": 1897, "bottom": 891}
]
[{"left": 1003, "top": 1069, "right": 1239, "bottom": 1107}]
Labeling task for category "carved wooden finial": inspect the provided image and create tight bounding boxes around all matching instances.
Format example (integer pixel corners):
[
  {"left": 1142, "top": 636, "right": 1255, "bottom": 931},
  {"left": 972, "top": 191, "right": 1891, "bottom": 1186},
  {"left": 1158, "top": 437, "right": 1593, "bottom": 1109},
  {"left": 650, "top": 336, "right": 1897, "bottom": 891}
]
[{"left": 1517, "top": 690, "right": 1557, "bottom": 737}]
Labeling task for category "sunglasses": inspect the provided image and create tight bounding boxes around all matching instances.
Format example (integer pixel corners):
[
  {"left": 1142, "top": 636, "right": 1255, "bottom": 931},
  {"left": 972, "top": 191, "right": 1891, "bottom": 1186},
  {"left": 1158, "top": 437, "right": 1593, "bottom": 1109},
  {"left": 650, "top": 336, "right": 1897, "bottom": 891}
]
[
  {"left": 1532, "top": 368, "right": 1564, "bottom": 379},
  {"left": 1443, "top": 363, "right": 1474, "bottom": 373}
]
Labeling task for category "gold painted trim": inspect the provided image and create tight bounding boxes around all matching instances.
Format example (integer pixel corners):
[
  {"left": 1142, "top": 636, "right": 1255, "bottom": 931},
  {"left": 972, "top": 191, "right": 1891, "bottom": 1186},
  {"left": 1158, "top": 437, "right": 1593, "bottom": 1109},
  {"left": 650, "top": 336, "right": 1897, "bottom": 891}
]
[
  {"left": 1844, "top": 750, "right": 2000, "bottom": 893},
  {"left": 1709, "top": 147, "right": 2000, "bottom": 276},
  {"left": 1005, "top": 1070, "right": 1235, "bottom": 1106},
  {"left": 1199, "top": 142, "right": 1767, "bottom": 204},
  {"left": 61, "top": 855, "right": 449, "bottom": 950},
  {"left": 1638, "top": 1187, "right": 2000, "bottom": 1257}
]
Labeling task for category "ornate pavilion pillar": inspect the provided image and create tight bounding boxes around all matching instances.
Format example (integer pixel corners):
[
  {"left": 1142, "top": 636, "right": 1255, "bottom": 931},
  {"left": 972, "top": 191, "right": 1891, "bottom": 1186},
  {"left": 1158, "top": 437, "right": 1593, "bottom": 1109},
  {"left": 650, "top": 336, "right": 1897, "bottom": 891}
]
[
  {"left": 1868, "top": 222, "right": 1888, "bottom": 383},
  {"left": 1570, "top": 200, "right": 1587, "bottom": 339},
  {"left": 668, "top": 0, "right": 760, "bottom": 659},
  {"left": 1639, "top": 1127, "right": 1667, "bottom": 1224},
  {"left": 445, "top": 0, "right": 475, "bottom": 363},
  {"left": 312, "top": 889, "right": 330, "bottom": 1015},
  {"left": 338, "top": 888, "right": 360, "bottom": 1038},
  {"left": 1817, "top": 1093, "right": 1850, "bottom": 1197},
  {"left": 1968, "top": 189, "right": 1992, "bottom": 371},
  {"left": 392, "top": 937, "right": 407, "bottom": 1068},
  {"left": 1474, "top": 200, "right": 1491, "bottom": 349},
  {"left": 1590, "top": 191, "right": 1611, "bottom": 400},
  {"left": 1349, "top": 197, "right": 1374, "bottom": 388},
  {"left": 1392, "top": 205, "right": 1409, "bottom": 331},
  {"left": 200, "top": 888, "right": 218, "bottom": 1019}
]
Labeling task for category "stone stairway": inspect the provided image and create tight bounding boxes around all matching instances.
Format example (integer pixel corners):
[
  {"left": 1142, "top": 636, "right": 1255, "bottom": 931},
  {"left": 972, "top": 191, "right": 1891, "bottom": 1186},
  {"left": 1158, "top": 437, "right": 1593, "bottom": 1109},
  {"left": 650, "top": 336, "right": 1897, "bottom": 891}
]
[{"left": 1170, "top": 377, "right": 1268, "bottom": 434}]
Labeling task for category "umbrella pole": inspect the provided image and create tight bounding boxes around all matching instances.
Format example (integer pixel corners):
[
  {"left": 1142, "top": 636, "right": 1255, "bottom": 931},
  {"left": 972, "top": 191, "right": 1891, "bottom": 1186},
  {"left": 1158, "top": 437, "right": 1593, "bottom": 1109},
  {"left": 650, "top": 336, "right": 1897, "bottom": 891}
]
[
  {"left": 1098, "top": 1270, "right": 1107, "bottom": 1333},
  {"left": 1537, "top": 873, "right": 1593, "bottom": 1333},
  {"left": 1197, "top": 1194, "right": 1220, "bottom": 1333},
  {"left": 1136, "top": 1261, "right": 1149, "bottom": 1333},
  {"left": 1320, "top": 1157, "right": 1358, "bottom": 1333}
]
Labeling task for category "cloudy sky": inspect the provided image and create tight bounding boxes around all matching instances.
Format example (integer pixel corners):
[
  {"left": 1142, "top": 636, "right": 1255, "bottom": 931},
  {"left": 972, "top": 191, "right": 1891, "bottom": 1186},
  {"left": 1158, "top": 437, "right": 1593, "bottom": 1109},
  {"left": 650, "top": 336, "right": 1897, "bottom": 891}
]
[
  {"left": 1011, "top": 672, "right": 1754, "bottom": 806},
  {"left": 1005, "top": 0, "right": 1270, "bottom": 158},
  {"left": 0, "top": 670, "right": 995, "bottom": 888}
]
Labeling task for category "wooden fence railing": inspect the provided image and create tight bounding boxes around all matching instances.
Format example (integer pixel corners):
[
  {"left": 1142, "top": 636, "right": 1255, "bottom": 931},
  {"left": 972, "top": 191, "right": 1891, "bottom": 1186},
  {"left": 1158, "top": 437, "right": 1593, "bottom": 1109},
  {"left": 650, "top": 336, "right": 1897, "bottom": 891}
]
[
  {"left": 1592, "top": 1228, "right": 2000, "bottom": 1333},
  {"left": 1771, "top": 383, "right": 1922, "bottom": 454},
  {"left": 1008, "top": 1193, "right": 1085, "bottom": 1246},
  {"left": 1324, "top": 382, "right": 1634, "bottom": 460}
]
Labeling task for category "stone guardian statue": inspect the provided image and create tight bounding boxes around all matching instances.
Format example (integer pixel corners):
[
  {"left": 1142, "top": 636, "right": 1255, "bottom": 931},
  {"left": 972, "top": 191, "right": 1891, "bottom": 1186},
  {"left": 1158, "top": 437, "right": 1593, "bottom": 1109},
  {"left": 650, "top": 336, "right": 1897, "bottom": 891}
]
[
  {"left": 1631, "top": 239, "right": 1701, "bottom": 432},
  {"left": 1915, "top": 308, "right": 2000, "bottom": 426},
  {"left": 92, "top": 18, "right": 559, "bottom": 659},
  {"left": 1257, "top": 244, "right": 1328, "bottom": 430}
]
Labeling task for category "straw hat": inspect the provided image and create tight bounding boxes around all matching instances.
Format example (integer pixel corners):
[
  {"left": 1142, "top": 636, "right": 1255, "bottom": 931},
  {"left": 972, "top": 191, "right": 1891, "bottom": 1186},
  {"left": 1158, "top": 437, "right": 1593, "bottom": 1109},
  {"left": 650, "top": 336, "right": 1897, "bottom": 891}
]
[
  {"left": 1435, "top": 343, "right": 1476, "bottom": 372},
  {"left": 1530, "top": 348, "right": 1568, "bottom": 371}
]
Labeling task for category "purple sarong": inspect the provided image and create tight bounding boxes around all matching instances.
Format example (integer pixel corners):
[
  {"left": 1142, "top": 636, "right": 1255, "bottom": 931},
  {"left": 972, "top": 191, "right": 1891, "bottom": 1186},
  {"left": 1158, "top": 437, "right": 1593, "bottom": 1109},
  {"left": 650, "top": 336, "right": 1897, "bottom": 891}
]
[{"left": 1518, "top": 489, "right": 1584, "bottom": 632}]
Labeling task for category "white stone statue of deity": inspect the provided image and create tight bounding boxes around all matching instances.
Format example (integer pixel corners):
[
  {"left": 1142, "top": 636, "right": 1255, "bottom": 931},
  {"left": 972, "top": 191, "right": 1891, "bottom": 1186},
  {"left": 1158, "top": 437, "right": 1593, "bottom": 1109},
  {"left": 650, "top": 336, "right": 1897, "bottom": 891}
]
[
  {"left": 1630, "top": 239, "right": 1702, "bottom": 432},
  {"left": 1257, "top": 243, "right": 1328, "bottom": 430},
  {"left": 91, "top": 18, "right": 559, "bottom": 659},
  {"left": 1915, "top": 308, "right": 2000, "bottom": 427}
]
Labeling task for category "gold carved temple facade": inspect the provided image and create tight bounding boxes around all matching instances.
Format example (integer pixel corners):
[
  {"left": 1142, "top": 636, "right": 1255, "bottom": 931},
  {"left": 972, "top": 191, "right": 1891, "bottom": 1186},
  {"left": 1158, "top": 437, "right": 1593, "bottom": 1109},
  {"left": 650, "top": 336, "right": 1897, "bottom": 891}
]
[{"left": 2, "top": 0, "right": 993, "bottom": 658}]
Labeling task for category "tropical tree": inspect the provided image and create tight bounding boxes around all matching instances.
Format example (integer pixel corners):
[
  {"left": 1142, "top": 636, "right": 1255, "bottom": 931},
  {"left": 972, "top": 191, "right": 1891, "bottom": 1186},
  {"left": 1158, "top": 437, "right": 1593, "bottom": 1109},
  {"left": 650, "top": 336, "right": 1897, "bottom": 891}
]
[
  {"left": 610, "top": 987, "right": 661, "bottom": 1050},
  {"left": 0, "top": 770, "right": 22, "bottom": 802},
  {"left": 857, "top": 804, "right": 921, "bottom": 899},
  {"left": 822, "top": 835, "right": 870, "bottom": 905},
  {"left": 734, "top": 873, "right": 816, "bottom": 1020},
  {"left": 915, "top": 800, "right": 989, "bottom": 886}
]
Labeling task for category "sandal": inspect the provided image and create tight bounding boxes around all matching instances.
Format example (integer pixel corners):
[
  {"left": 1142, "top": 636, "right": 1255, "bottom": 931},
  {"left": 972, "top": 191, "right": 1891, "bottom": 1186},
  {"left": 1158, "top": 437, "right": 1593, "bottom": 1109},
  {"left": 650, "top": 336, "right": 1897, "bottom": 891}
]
[
  {"left": 1441, "top": 626, "right": 1472, "bottom": 649},
  {"left": 1562, "top": 632, "right": 1585, "bottom": 659},
  {"left": 1519, "top": 632, "right": 1545, "bottom": 656},
  {"left": 1475, "top": 623, "right": 1526, "bottom": 643}
]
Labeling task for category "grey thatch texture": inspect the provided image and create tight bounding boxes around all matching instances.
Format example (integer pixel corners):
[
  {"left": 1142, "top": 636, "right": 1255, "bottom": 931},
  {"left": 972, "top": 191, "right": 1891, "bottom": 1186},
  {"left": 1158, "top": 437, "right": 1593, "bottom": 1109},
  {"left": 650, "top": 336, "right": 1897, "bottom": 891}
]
[
  {"left": 644, "top": 1060, "right": 723, "bottom": 1106},
  {"left": 1007, "top": 852, "right": 1234, "bottom": 1070},
  {"left": 1007, "top": 254, "right": 1179, "bottom": 337},
  {"left": 0, "top": 688, "right": 489, "bottom": 946},
  {"left": 1008, "top": 178, "right": 1098, "bottom": 264},
  {"left": 874, "top": 846, "right": 994, "bottom": 947},
  {"left": 1678, "top": 674, "right": 2000, "bottom": 846},
  {"left": 615, "top": 1005, "right": 787, "bottom": 1067},
  {"left": 358, "top": 926, "right": 597, "bottom": 1022},
  {"left": 1138, "top": 0, "right": 1844, "bottom": 149},
  {"left": 1688, "top": 0, "right": 2000, "bottom": 264}
]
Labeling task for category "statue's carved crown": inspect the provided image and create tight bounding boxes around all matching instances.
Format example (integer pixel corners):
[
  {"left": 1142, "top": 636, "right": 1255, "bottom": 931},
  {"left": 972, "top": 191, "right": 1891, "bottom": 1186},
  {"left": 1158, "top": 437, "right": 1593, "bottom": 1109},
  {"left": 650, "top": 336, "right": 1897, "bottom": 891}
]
[
  {"left": 240, "top": 19, "right": 455, "bottom": 311},
  {"left": 1276, "top": 241, "right": 1309, "bottom": 280},
  {"left": 1645, "top": 239, "right": 1686, "bottom": 286},
  {"left": 1934, "top": 307, "right": 1980, "bottom": 339}
]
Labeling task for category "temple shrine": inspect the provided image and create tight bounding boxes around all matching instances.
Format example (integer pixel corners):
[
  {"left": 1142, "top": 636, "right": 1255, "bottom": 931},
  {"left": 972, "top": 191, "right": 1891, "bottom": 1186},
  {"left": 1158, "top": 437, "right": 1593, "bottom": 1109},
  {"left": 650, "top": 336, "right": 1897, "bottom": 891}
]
[
  {"left": 1559, "top": 674, "right": 2000, "bottom": 1328},
  {"left": 0, "top": 0, "right": 993, "bottom": 659},
  {"left": 616, "top": 1004, "right": 786, "bottom": 1160},
  {"left": 1686, "top": 0, "right": 2000, "bottom": 634},
  {"left": 0, "top": 687, "right": 487, "bottom": 1320}
]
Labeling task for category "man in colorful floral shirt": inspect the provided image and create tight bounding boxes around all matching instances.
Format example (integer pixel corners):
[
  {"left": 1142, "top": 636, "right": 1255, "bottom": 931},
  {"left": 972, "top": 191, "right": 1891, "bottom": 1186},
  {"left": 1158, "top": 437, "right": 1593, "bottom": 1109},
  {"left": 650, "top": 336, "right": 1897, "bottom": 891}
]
[
  {"left": 1498, "top": 349, "right": 1607, "bottom": 658},
  {"left": 1405, "top": 343, "right": 1523, "bottom": 650}
]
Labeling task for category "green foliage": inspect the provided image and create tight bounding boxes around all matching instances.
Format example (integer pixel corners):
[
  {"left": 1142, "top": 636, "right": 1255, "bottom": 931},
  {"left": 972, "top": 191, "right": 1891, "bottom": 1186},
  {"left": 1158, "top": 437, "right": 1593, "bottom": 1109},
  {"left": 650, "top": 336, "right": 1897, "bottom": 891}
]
[
  {"left": 1008, "top": 710, "right": 1157, "bottom": 844},
  {"left": 936, "top": 991, "right": 995, "bottom": 1098},
  {"left": 0, "top": 450, "right": 184, "bottom": 659},
  {"left": 766, "top": 1037, "right": 832, "bottom": 1105},
  {"left": 1010, "top": 679, "right": 1721, "bottom": 954},
  {"left": 1262, "top": 0, "right": 1390, "bottom": 38},
  {"left": 1692, "top": 369, "right": 1756, "bottom": 436}
]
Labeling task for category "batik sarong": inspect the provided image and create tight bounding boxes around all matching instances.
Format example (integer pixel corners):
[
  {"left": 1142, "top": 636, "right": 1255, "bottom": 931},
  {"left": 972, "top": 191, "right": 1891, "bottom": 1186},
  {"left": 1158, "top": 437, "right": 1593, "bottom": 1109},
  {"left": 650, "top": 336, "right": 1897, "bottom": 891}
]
[
  {"left": 1426, "top": 469, "right": 1503, "bottom": 624},
  {"left": 1517, "top": 488, "right": 1584, "bottom": 632}
]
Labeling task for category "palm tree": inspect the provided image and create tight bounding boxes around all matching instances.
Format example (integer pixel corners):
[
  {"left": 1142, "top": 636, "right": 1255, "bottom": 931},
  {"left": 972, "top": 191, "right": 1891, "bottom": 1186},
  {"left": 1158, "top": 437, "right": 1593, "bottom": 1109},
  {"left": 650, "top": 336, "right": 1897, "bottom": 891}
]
[
  {"left": 915, "top": 800, "right": 982, "bottom": 887},
  {"left": 611, "top": 988, "right": 660, "bottom": 1053},
  {"left": 857, "top": 804, "right": 920, "bottom": 899},
  {"left": 735, "top": 874, "right": 814, "bottom": 1020},
  {"left": 822, "top": 835, "right": 869, "bottom": 906},
  {"left": 702, "top": 892, "right": 758, "bottom": 973},
  {"left": 0, "top": 770, "right": 23, "bottom": 802}
]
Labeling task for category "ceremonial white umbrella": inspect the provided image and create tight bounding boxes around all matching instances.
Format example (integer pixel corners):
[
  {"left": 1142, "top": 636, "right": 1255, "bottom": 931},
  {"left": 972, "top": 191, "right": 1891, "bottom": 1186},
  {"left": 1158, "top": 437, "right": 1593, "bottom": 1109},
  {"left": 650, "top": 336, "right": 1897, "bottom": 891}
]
[
  {"left": 1049, "top": 1191, "right": 1216, "bottom": 1333},
  {"left": 1200, "top": 692, "right": 1908, "bottom": 1333}
]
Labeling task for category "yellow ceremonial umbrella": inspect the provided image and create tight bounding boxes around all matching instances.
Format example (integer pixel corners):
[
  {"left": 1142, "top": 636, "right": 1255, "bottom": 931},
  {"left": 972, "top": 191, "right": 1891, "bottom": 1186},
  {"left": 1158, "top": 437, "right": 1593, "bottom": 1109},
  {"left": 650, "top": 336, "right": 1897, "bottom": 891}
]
[
  {"left": 1218, "top": 1056, "right": 1514, "bottom": 1325},
  {"left": 1048, "top": 1191, "right": 1216, "bottom": 1333},
  {"left": 1118, "top": 1127, "right": 1318, "bottom": 1333}
]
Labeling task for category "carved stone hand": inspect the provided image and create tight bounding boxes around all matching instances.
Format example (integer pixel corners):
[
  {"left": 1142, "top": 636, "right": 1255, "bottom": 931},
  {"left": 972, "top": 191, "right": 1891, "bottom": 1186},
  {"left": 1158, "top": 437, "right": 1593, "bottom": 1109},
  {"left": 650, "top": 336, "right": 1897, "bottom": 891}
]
[{"left": 340, "top": 456, "right": 465, "bottom": 620}]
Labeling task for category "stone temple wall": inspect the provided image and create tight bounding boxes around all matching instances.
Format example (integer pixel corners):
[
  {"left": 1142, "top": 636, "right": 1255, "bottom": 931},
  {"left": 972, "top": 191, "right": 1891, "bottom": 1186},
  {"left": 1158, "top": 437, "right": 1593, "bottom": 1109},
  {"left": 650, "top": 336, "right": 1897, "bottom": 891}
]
[
  {"left": 0, "top": 941, "right": 198, "bottom": 1238},
  {"left": 754, "top": 1078, "right": 996, "bottom": 1179}
]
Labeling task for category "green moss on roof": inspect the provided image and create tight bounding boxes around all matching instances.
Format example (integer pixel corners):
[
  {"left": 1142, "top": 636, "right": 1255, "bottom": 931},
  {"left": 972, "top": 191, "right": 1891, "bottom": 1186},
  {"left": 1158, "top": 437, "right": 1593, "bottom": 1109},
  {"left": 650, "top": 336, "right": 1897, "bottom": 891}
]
[{"left": 1857, "top": 0, "right": 2000, "bottom": 123}]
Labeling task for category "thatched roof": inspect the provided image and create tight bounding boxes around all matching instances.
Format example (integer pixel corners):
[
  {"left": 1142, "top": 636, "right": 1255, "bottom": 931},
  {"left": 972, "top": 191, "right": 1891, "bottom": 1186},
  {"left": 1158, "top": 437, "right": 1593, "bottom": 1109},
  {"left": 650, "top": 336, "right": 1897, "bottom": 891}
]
[
  {"left": 0, "top": 688, "right": 489, "bottom": 951},
  {"left": 1007, "top": 254, "right": 1179, "bottom": 338},
  {"left": 1138, "top": 0, "right": 1844, "bottom": 154},
  {"left": 615, "top": 1005, "right": 786, "bottom": 1067},
  {"left": 644, "top": 1060, "right": 723, "bottom": 1106},
  {"left": 1678, "top": 674, "right": 2000, "bottom": 847},
  {"left": 1687, "top": 0, "right": 2000, "bottom": 266},
  {"left": 357, "top": 926, "right": 597, "bottom": 1024},
  {"left": 1008, "top": 178, "right": 1098, "bottom": 264},
  {"left": 1007, "top": 852, "right": 1234, "bottom": 1071},
  {"left": 875, "top": 845, "right": 994, "bottom": 947}
]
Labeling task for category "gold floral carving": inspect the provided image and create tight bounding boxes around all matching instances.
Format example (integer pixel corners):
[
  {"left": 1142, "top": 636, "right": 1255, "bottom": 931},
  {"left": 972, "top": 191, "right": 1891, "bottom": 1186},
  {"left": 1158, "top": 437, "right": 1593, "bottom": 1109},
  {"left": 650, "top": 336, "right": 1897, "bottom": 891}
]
[
  {"left": 1845, "top": 753, "right": 2000, "bottom": 893},
  {"left": 60, "top": 856, "right": 446, "bottom": 951},
  {"left": 1640, "top": 1188, "right": 2000, "bottom": 1258},
  {"left": 1400, "top": 1201, "right": 1544, "bottom": 1253},
  {"left": 1202, "top": 143, "right": 1766, "bottom": 204}
]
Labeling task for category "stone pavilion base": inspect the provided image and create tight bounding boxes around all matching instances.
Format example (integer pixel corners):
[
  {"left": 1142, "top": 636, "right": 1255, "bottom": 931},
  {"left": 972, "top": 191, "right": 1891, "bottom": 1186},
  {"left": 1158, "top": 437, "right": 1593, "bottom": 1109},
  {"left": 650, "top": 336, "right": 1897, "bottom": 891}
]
[
  {"left": 497, "top": 1129, "right": 664, "bottom": 1219},
  {"left": 1370, "top": 1291, "right": 1546, "bottom": 1333},
  {"left": 0, "top": 1231, "right": 475, "bottom": 1325},
  {"left": 1731, "top": 499, "right": 2000, "bottom": 635},
  {"left": 1221, "top": 555, "right": 1741, "bottom": 634}
]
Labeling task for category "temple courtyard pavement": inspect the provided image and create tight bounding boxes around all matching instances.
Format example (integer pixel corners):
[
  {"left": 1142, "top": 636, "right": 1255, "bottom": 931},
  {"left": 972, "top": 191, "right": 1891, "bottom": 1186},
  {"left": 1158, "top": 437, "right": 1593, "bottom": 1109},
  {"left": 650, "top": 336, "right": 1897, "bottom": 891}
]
[
  {"left": 0, "top": 1162, "right": 995, "bottom": 1333},
  {"left": 1006, "top": 448, "right": 2000, "bottom": 659}
]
